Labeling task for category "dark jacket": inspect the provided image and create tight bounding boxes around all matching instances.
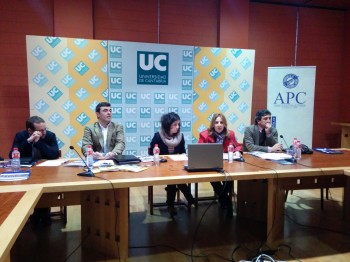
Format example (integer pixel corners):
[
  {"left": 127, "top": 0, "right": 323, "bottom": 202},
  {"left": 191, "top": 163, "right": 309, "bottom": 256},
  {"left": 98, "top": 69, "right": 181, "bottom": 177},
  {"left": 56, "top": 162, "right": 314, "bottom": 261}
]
[
  {"left": 149, "top": 132, "right": 186, "bottom": 155},
  {"left": 9, "top": 130, "right": 59, "bottom": 160}
]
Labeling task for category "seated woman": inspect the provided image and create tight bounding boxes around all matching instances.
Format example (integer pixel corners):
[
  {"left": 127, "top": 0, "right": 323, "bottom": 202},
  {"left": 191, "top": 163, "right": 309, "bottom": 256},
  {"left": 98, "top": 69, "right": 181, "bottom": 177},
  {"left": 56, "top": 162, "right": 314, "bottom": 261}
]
[
  {"left": 198, "top": 113, "right": 243, "bottom": 217},
  {"left": 149, "top": 112, "right": 195, "bottom": 217}
]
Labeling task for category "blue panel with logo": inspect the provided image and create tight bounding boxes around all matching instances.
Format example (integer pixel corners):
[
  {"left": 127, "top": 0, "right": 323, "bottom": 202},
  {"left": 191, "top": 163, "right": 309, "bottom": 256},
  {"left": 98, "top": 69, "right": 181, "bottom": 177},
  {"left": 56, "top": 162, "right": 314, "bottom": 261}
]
[
  {"left": 32, "top": 73, "right": 48, "bottom": 87},
  {"left": 76, "top": 112, "right": 90, "bottom": 126},
  {"left": 31, "top": 45, "right": 47, "bottom": 61},
  {"left": 137, "top": 51, "right": 169, "bottom": 85},
  {"left": 47, "top": 86, "right": 63, "bottom": 101}
]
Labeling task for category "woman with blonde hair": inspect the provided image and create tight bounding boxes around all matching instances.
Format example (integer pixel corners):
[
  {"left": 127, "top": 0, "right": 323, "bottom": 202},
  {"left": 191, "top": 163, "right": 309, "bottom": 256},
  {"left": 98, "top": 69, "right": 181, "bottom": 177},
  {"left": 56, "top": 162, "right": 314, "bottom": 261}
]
[{"left": 198, "top": 113, "right": 242, "bottom": 217}]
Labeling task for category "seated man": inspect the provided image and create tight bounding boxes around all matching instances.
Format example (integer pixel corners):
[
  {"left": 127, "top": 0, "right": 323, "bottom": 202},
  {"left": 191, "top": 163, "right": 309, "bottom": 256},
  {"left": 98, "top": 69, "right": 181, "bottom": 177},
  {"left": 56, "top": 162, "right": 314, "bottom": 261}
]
[
  {"left": 243, "top": 109, "right": 283, "bottom": 152},
  {"left": 82, "top": 102, "right": 125, "bottom": 159},
  {"left": 9, "top": 116, "right": 59, "bottom": 227}
]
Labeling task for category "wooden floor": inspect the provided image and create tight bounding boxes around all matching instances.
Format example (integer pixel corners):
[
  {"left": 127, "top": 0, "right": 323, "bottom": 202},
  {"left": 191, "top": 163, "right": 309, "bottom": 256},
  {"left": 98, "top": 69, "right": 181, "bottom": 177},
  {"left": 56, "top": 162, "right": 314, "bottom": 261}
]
[{"left": 10, "top": 183, "right": 350, "bottom": 262}]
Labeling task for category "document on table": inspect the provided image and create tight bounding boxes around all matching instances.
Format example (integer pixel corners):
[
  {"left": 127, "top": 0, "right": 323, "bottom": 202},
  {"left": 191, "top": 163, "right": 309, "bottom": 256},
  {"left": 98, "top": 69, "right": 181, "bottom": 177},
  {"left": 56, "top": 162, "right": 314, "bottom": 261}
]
[
  {"left": 138, "top": 156, "right": 154, "bottom": 163},
  {"left": 167, "top": 154, "right": 188, "bottom": 161},
  {"left": 248, "top": 151, "right": 293, "bottom": 160},
  {"left": 0, "top": 171, "right": 31, "bottom": 181},
  {"left": 37, "top": 159, "right": 69, "bottom": 166},
  {"left": 99, "top": 165, "right": 149, "bottom": 173},
  {"left": 223, "top": 153, "right": 242, "bottom": 160},
  {"left": 64, "top": 160, "right": 86, "bottom": 167}
]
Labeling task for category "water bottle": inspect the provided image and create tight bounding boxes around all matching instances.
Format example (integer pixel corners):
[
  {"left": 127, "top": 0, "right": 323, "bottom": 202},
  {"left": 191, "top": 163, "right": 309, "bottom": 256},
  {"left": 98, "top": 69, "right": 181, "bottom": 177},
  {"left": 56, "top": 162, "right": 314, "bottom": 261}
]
[
  {"left": 11, "top": 147, "right": 21, "bottom": 172},
  {"left": 292, "top": 138, "right": 298, "bottom": 158},
  {"left": 153, "top": 144, "right": 160, "bottom": 166},
  {"left": 228, "top": 143, "right": 234, "bottom": 163},
  {"left": 86, "top": 145, "right": 94, "bottom": 169},
  {"left": 295, "top": 140, "right": 302, "bottom": 161}
]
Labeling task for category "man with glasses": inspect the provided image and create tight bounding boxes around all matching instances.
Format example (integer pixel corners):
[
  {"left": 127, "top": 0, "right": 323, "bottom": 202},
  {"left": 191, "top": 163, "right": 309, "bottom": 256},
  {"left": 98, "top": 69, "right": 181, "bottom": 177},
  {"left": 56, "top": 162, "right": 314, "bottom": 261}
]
[
  {"left": 243, "top": 109, "right": 283, "bottom": 152},
  {"left": 82, "top": 102, "right": 125, "bottom": 160},
  {"left": 9, "top": 115, "right": 59, "bottom": 227}
]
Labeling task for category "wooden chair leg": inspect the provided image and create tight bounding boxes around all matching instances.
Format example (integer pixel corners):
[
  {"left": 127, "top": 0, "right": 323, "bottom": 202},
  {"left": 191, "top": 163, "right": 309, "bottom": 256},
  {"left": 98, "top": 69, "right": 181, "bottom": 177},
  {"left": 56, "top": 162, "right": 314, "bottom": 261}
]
[
  {"left": 321, "top": 188, "right": 324, "bottom": 210},
  {"left": 148, "top": 186, "right": 154, "bottom": 215},
  {"left": 285, "top": 190, "right": 289, "bottom": 202},
  {"left": 193, "top": 182, "right": 217, "bottom": 206},
  {"left": 63, "top": 206, "right": 67, "bottom": 225},
  {"left": 194, "top": 183, "right": 199, "bottom": 208},
  {"left": 176, "top": 188, "right": 181, "bottom": 201},
  {"left": 50, "top": 193, "right": 68, "bottom": 225}
]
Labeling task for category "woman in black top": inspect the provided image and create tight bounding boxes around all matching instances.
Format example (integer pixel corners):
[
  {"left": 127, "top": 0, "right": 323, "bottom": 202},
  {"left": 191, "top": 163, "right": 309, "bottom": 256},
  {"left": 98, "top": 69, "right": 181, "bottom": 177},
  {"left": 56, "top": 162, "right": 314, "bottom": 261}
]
[{"left": 149, "top": 112, "right": 194, "bottom": 217}]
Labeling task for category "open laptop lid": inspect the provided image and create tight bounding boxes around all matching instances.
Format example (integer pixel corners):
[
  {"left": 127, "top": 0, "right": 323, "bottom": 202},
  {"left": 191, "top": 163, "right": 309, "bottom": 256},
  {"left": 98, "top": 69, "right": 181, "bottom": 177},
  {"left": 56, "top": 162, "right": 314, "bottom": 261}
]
[{"left": 185, "top": 144, "right": 223, "bottom": 172}]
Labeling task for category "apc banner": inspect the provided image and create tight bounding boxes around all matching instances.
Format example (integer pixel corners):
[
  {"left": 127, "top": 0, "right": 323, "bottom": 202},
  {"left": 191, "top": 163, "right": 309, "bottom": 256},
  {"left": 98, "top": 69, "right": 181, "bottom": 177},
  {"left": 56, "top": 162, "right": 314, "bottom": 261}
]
[{"left": 267, "top": 66, "right": 316, "bottom": 147}]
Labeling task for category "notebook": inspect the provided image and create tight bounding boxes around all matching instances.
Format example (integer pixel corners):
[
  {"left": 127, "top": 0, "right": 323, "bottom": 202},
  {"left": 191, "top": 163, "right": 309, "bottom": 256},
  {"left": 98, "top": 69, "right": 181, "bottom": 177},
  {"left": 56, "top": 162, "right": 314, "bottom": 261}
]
[
  {"left": 20, "top": 157, "right": 36, "bottom": 165},
  {"left": 114, "top": 155, "right": 141, "bottom": 165},
  {"left": 313, "top": 148, "right": 343, "bottom": 154},
  {"left": 184, "top": 144, "right": 223, "bottom": 172}
]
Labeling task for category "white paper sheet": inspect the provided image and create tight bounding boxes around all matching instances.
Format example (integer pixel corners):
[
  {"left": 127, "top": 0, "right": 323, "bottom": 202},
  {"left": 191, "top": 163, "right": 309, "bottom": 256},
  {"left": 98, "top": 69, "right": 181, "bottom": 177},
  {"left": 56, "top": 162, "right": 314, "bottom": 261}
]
[
  {"left": 37, "top": 159, "right": 69, "bottom": 166},
  {"left": 167, "top": 154, "right": 188, "bottom": 161}
]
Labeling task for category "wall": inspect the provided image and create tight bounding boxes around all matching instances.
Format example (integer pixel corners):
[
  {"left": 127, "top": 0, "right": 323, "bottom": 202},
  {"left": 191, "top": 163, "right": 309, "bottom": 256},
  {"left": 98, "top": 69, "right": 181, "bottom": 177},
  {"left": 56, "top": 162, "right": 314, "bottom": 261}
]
[
  {"left": 0, "top": 0, "right": 54, "bottom": 157},
  {"left": 0, "top": 0, "right": 349, "bottom": 157},
  {"left": 248, "top": 3, "right": 346, "bottom": 147},
  {"left": 341, "top": 11, "right": 350, "bottom": 121}
]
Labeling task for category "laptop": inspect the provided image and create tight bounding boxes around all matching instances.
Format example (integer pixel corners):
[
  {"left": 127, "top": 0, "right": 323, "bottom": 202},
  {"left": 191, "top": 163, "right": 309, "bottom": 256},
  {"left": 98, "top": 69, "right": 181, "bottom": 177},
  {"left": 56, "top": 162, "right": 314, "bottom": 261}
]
[
  {"left": 184, "top": 144, "right": 223, "bottom": 172},
  {"left": 114, "top": 155, "right": 141, "bottom": 165}
]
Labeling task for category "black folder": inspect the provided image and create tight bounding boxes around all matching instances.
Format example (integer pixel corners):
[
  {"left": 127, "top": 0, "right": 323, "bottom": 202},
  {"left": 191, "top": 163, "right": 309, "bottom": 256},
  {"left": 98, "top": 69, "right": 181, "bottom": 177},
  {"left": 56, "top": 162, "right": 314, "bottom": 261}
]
[
  {"left": 114, "top": 155, "right": 141, "bottom": 165},
  {"left": 20, "top": 157, "right": 36, "bottom": 165}
]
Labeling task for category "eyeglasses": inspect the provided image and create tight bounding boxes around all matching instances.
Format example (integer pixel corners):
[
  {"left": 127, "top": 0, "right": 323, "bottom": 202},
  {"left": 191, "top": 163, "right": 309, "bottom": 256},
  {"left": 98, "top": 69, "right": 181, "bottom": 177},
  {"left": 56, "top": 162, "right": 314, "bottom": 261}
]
[
  {"left": 262, "top": 116, "right": 271, "bottom": 120},
  {"left": 36, "top": 128, "right": 48, "bottom": 132}
]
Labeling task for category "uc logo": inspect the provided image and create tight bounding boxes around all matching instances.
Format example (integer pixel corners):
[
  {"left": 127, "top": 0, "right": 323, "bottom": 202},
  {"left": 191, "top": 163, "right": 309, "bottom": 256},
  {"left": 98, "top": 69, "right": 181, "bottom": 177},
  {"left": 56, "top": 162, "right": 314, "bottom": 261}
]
[{"left": 138, "top": 52, "right": 167, "bottom": 71}]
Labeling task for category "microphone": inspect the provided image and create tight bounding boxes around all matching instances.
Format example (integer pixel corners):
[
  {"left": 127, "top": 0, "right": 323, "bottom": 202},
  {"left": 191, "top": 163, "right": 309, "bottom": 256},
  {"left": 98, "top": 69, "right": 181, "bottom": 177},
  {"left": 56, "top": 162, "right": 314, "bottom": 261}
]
[
  {"left": 69, "top": 146, "right": 94, "bottom": 177},
  {"left": 279, "top": 135, "right": 289, "bottom": 149}
]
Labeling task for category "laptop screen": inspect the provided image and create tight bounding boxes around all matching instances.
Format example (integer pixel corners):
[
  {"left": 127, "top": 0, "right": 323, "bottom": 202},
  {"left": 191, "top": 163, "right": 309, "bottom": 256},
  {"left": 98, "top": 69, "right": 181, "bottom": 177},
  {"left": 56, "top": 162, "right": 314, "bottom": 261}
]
[{"left": 185, "top": 144, "right": 223, "bottom": 172}]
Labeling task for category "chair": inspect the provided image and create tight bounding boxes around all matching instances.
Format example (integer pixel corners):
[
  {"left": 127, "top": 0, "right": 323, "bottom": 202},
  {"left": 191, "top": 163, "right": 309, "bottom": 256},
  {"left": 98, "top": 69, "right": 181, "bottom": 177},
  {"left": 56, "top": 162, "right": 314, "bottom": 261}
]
[
  {"left": 146, "top": 147, "right": 232, "bottom": 214},
  {"left": 194, "top": 182, "right": 235, "bottom": 207},
  {"left": 50, "top": 150, "right": 68, "bottom": 224},
  {"left": 148, "top": 182, "right": 233, "bottom": 214},
  {"left": 50, "top": 194, "right": 68, "bottom": 224},
  {"left": 148, "top": 185, "right": 188, "bottom": 215},
  {"left": 147, "top": 147, "right": 190, "bottom": 215},
  {"left": 285, "top": 188, "right": 329, "bottom": 210}
]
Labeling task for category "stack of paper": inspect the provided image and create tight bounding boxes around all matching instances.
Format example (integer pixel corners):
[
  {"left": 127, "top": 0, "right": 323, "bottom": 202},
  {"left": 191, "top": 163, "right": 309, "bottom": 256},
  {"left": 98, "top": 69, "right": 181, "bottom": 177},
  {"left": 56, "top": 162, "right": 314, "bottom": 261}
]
[
  {"left": 37, "top": 159, "right": 69, "bottom": 166},
  {"left": 99, "top": 165, "right": 148, "bottom": 173},
  {"left": 248, "top": 151, "right": 293, "bottom": 160}
]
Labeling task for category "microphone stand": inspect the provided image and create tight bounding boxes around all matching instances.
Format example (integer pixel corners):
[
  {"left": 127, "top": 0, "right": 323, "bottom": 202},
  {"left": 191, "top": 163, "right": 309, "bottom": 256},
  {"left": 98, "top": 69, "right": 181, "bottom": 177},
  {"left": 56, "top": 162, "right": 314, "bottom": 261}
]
[
  {"left": 280, "top": 135, "right": 289, "bottom": 149},
  {"left": 279, "top": 136, "right": 296, "bottom": 163},
  {"left": 69, "top": 146, "right": 94, "bottom": 177}
]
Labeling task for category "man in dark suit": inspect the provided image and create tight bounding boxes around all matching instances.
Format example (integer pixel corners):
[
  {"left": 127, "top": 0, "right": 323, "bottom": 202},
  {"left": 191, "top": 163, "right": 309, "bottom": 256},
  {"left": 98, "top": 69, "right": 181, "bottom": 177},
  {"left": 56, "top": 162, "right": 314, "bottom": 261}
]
[
  {"left": 243, "top": 109, "right": 283, "bottom": 152},
  {"left": 9, "top": 116, "right": 59, "bottom": 227},
  {"left": 9, "top": 116, "right": 59, "bottom": 160},
  {"left": 81, "top": 102, "right": 125, "bottom": 159}
]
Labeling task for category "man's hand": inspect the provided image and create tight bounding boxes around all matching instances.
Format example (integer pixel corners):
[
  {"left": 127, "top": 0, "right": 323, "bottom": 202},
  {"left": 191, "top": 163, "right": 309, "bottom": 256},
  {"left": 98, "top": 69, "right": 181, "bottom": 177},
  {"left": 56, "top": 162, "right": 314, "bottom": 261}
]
[
  {"left": 93, "top": 152, "right": 105, "bottom": 160},
  {"left": 271, "top": 143, "right": 283, "bottom": 152},
  {"left": 28, "top": 131, "right": 42, "bottom": 143},
  {"left": 264, "top": 123, "right": 272, "bottom": 135},
  {"left": 104, "top": 152, "right": 116, "bottom": 160}
]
